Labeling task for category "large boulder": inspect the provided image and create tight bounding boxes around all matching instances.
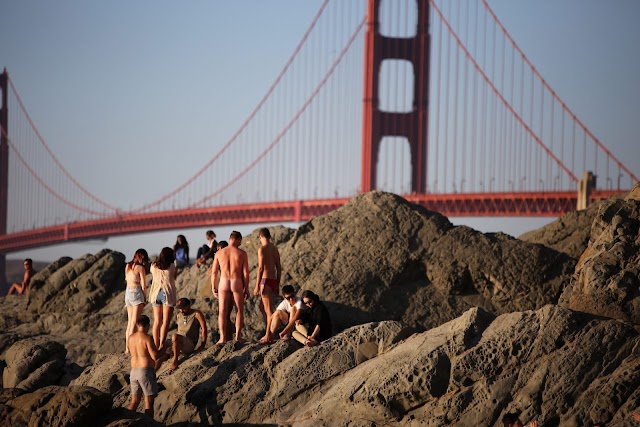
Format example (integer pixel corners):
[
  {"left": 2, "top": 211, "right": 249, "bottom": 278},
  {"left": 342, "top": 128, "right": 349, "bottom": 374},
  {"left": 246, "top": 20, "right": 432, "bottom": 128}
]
[
  {"left": 276, "top": 191, "right": 575, "bottom": 332},
  {"left": 0, "top": 385, "right": 113, "bottom": 427},
  {"left": 27, "top": 249, "right": 126, "bottom": 315},
  {"left": 2, "top": 338, "right": 66, "bottom": 391},
  {"left": 519, "top": 201, "right": 603, "bottom": 259},
  {"left": 560, "top": 184, "right": 640, "bottom": 324},
  {"left": 283, "top": 305, "right": 640, "bottom": 426}
]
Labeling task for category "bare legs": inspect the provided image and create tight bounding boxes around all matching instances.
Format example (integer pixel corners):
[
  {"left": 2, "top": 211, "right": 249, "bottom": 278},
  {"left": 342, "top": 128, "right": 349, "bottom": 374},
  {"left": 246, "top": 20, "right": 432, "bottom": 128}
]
[
  {"left": 217, "top": 289, "right": 246, "bottom": 343},
  {"left": 152, "top": 305, "right": 174, "bottom": 350},
  {"left": 260, "top": 310, "right": 287, "bottom": 343},
  {"left": 125, "top": 303, "right": 144, "bottom": 354},
  {"left": 128, "top": 393, "right": 155, "bottom": 419},
  {"left": 217, "top": 290, "right": 232, "bottom": 344},
  {"left": 232, "top": 290, "right": 246, "bottom": 341},
  {"left": 292, "top": 324, "right": 318, "bottom": 346},
  {"left": 7, "top": 282, "right": 26, "bottom": 296},
  {"left": 258, "top": 285, "right": 275, "bottom": 339}
]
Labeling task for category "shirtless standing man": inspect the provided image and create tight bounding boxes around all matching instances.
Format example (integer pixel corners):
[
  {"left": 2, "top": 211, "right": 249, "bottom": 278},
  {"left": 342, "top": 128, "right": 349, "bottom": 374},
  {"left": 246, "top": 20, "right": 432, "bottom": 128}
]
[
  {"left": 211, "top": 231, "right": 250, "bottom": 343},
  {"left": 128, "top": 315, "right": 164, "bottom": 419},
  {"left": 254, "top": 228, "right": 281, "bottom": 343},
  {"left": 8, "top": 258, "right": 36, "bottom": 296}
]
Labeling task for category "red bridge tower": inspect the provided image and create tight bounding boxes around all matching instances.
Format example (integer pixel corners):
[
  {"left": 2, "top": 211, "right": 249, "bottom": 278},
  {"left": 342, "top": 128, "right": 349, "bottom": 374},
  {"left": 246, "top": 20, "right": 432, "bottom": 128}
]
[{"left": 361, "top": 0, "right": 430, "bottom": 193}]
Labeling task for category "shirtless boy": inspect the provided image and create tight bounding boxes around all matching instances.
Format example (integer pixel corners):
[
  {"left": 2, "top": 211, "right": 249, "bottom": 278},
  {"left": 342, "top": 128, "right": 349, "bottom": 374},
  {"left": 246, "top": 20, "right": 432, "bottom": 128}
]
[
  {"left": 254, "top": 228, "right": 281, "bottom": 342},
  {"left": 128, "top": 315, "right": 164, "bottom": 419},
  {"left": 8, "top": 258, "right": 36, "bottom": 296},
  {"left": 211, "top": 231, "right": 250, "bottom": 343}
]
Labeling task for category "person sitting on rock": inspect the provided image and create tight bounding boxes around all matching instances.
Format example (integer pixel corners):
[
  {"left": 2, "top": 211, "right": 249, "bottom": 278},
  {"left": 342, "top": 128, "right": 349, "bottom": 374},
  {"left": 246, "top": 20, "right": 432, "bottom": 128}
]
[
  {"left": 7, "top": 258, "right": 36, "bottom": 296},
  {"left": 259, "top": 285, "right": 306, "bottom": 343},
  {"left": 128, "top": 315, "right": 164, "bottom": 420},
  {"left": 195, "top": 230, "right": 217, "bottom": 268},
  {"left": 173, "top": 235, "right": 190, "bottom": 268},
  {"left": 161, "top": 298, "right": 207, "bottom": 373},
  {"left": 292, "top": 290, "right": 332, "bottom": 347}
]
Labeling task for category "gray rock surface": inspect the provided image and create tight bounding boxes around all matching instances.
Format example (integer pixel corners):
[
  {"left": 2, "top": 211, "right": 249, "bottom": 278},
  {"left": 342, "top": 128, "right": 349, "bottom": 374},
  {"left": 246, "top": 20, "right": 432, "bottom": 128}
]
[
  {"left": 519, "top": 201, "right": 602, "bottom": 259},
  {"left": 560, "top": 183, "right": 640, "bottom": 324},
  {"left": 2, "top": 338, "right": 66, "bottom": 391},
  {"left": 0, "top": 385, "right": 111, "bottom": 426}
]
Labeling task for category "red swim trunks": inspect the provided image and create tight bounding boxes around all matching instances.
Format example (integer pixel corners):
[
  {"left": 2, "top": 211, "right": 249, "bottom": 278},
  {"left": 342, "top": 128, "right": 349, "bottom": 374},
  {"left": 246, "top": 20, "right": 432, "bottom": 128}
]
[{"left": 260, "top": 278, "right": 278, "bottom": 294}]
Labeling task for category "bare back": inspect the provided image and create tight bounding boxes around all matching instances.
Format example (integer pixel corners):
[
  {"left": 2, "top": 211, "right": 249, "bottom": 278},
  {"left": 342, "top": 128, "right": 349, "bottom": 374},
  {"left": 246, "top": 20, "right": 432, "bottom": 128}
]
[
  {"left": 258, "top": 242, "right": 281, "bottom": 279},
  {"left": 128, "top": 331, "right": 158, "bottom": 368},
  {"left": 215, "top": 246, "right": 248, "bottom": 279}
]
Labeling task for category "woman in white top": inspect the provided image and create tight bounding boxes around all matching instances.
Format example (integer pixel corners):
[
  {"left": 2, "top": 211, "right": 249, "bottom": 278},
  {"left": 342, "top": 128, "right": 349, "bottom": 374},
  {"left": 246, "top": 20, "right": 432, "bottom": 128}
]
[
  {"left": 148, "top": 247, "right": 177, "bottom": 350},
  {"left": 124, "top": 248, "right": 149, "bottom": 354}
]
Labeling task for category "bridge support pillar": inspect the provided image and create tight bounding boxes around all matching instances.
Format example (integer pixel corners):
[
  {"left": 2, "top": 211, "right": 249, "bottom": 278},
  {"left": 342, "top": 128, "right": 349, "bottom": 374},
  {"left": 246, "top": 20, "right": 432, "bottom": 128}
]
[
  {"left": 0, "top": 69, "right": 8, "bottom": 292},
  {"left": 577, "top": 171, "right": 596, "bottom": 210},
  {"left": 361, "top": 0, "right": 430, "bottom": 193}
]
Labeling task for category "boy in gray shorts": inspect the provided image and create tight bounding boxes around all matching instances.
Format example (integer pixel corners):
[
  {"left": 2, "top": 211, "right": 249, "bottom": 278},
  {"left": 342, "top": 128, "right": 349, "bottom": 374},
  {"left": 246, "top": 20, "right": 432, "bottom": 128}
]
[{"left": 127, "top": 315, "right": 164, "bottom": 419}]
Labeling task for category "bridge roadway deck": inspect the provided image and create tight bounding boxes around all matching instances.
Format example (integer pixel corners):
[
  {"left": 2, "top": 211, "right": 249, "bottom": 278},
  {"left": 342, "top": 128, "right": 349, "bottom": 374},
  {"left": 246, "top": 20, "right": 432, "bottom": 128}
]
[{"left": 0, "top": 190, "right": 625, "bottom": 253}]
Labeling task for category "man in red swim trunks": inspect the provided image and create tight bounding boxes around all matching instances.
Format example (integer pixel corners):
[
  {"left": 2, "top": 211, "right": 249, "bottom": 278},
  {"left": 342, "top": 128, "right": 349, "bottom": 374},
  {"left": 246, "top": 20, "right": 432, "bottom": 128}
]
[{"left": 254, "top": 228, "right": 282, "bottom": 344}]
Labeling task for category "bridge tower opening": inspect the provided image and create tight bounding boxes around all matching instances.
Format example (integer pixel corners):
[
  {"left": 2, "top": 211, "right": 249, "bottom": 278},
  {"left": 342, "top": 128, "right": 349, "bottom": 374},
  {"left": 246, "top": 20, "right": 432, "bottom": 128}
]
[
  {"left": 0, "top": 68, "right": 8, "bottom": 291},
  {"left": 361, "top": 0, "right": 430, "bottom": 194}
]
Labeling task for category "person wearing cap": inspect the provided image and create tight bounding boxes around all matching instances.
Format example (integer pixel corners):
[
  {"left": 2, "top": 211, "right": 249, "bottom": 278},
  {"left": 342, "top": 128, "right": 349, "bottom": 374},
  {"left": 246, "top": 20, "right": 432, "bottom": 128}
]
[{"left": 166, "top": 298, "right": 207, "bottom": 372}]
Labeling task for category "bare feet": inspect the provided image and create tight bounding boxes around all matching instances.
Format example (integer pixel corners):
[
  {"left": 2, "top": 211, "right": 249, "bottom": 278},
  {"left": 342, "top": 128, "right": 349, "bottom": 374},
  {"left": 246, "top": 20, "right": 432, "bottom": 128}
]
[
  {"left": 235, "top": 337, "right": 248, "bottom": 343},
  {"left": 258, "top": 336, "right": 273, "bottom": 344},
  {"left": 154, "top": 352, "right": 170, "bottom": 372}
]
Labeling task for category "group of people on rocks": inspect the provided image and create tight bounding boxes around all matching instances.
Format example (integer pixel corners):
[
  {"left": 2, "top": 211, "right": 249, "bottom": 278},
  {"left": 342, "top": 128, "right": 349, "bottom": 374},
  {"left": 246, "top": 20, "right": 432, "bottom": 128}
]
[{"left": 123, "top": 227, "right": 333, "bottom": 419}]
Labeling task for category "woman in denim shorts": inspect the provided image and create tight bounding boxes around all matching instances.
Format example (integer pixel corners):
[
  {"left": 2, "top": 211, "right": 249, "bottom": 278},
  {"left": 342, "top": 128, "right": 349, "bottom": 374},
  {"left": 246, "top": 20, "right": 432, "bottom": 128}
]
[
  {"left": 148, "top": 247, "right": 177, "bottom": 350},
  {"left": 124, "top": 248, "right": 149, "bottom": 353}
]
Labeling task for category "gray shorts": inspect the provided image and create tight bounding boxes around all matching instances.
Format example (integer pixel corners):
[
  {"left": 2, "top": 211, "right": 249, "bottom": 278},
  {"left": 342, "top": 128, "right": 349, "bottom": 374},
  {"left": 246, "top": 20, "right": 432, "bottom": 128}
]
[{"left": 130, "top": 367, "right": 158, "bottom": 396}]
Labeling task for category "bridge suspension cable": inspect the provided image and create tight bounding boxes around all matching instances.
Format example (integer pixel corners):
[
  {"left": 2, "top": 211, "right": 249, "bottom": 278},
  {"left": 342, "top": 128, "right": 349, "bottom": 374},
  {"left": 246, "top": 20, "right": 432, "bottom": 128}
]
[
  {"left": 480, "top": 0, "right": 638, "bottom": 184},
  {"left": 128, "top": 0, "right": 332, "bottom": 215},
  {"left": 8, "top": 77, "right": 118, "bottom": 212}
]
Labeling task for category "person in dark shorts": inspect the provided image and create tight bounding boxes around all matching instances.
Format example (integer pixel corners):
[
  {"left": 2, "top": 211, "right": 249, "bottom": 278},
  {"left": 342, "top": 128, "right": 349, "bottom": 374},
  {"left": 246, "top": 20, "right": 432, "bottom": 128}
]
[{"left": 253, "top": 228, "right": 282, "bottom": 338}]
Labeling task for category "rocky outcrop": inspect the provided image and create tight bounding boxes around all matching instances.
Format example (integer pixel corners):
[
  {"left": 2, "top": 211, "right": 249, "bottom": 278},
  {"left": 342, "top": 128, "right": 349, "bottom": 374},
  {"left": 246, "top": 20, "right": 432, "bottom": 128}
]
[
  {"left": 1, "top": 385, "right": 113, "bottom": 427},
  {"left": 27, "top": 249, "right": 125, "bottom": 314},
  {"left": 519, "top": 201, "right": 603, "bottom": 259},
  {"left": 2, "top": 338, "right": 66, "bottom": 391},
  {"left": 1, "top": 189, "right": 639, "bottom": 426},
  {"left": 66, "top": 306, "right": 640, "bottom": 426},
  {"left": 560, "top": 184, "right": 640, "bottom": 324}
]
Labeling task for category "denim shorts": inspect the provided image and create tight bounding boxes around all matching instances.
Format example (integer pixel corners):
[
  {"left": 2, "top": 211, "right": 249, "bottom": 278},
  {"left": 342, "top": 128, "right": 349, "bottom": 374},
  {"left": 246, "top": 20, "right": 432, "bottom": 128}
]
[
  {"left": 152, "top": 289, "right": 167, "bottom": 307},
  {"left": 124, "top": 287, "right": 145, "bottom": 307}
]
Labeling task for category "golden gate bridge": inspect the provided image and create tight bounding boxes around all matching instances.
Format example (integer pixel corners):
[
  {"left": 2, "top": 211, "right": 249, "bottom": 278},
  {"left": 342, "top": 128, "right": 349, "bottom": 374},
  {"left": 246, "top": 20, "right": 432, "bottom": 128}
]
[{"left": 0, "top": 0, "right": 637, "bottom": 288}]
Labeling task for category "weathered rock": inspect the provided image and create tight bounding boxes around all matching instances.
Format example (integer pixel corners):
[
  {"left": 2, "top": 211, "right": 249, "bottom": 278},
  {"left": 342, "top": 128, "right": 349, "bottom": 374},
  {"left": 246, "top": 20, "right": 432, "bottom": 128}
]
[
  {"left": 277, "top": 192, "right": 575, "bottom": 332},
  {"left": 560, "top": 186, "right": 640, "bottom": 324},
  {"left": 2, "top": 338, "right": 66, "bottom": 391},
  {"left": 283, "top": 305, "right": 640, "bottom": 427},
  {"left": 0, "top": 385, "right": 113, "bottom": 427},
  {"left": 519, "top": 201, "right": 603, "bottom": 259},
  {"left": 27, "top": 249, "right": 126, "bottom": 314}
]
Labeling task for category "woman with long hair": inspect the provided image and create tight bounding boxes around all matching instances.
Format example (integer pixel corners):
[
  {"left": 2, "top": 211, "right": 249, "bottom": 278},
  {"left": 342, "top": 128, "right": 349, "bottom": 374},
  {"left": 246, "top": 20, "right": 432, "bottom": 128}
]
[
  {"left": 148, "top": 247, "right": 177, "bottom": 350},
  {"left": 292, "top": 290, "right": 333, "bottom": 347},
  {"left": 124, "top": 248, "right": 149, "bottom": 354},
  {"left": 173, "top": 234, "right": 190, "bottom": 268}
]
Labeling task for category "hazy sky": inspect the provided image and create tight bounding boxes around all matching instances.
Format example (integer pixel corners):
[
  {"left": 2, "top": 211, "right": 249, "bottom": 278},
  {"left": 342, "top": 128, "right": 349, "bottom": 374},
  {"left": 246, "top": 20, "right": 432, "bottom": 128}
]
[{"left": 1, "top": 0, "right": 639, "bottom": 262}]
